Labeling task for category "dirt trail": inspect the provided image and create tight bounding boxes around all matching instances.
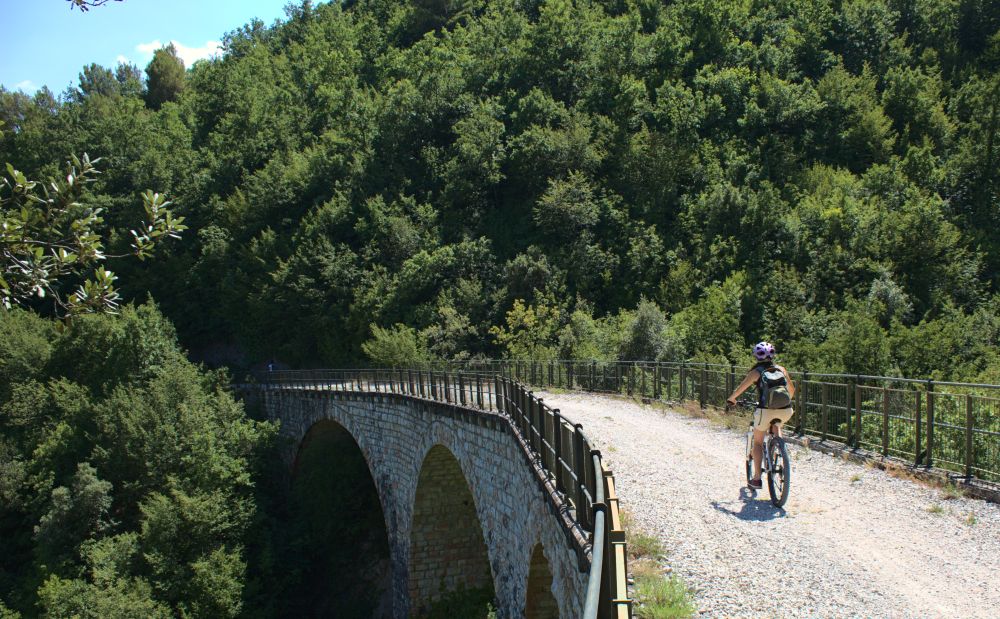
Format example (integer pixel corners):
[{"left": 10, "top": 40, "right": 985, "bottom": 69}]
[{"left": 539, "top": 392, "right": 1000, "bottom": 619}]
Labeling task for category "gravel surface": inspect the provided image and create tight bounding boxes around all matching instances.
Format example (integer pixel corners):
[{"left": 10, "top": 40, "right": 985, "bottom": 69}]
[{"left": 539, "top": 392, "right": 1000, "bottom": 619}]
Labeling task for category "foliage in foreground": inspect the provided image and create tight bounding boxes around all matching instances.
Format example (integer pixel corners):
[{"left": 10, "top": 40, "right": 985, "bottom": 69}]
[
  {"left": 0, "top": 305, "right": 274, "bottom": 617},
  {"left": 634, "top": 573, "right": 697, "bottom": 619}
]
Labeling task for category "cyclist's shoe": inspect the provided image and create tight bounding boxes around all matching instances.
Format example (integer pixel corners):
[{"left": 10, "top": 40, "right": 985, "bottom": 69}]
[{"left": 748, "top": 479, "right": 762, "bottom": 490}]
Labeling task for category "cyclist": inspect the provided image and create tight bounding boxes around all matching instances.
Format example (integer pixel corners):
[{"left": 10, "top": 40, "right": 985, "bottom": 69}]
[{"left": 726, "top": 341, "right": 795, "bottom": 490}]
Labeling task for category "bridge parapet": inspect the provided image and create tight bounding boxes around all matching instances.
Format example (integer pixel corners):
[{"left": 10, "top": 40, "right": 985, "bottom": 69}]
[{"left": 252, "top": 369, "right": 631, "bottom": 619}]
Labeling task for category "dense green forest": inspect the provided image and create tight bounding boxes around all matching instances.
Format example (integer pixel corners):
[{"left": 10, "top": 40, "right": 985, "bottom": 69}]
[
  {"left": 2, "top": 0, "right": 1000, "bottom": 616},
  {"left": 3, "top": 0, "right": 1000, "bottom": 380}
]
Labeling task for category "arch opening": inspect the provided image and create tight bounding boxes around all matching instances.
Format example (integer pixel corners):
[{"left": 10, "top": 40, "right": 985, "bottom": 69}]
[
  {"left": 283, "top": 420, "right": 392, "bottom": 617},
  {"left": 408, "top": 445, "right": 496, "bottom": 617},
  {"left": 525, "top": 543, "right": 559, "bottom": 618}
]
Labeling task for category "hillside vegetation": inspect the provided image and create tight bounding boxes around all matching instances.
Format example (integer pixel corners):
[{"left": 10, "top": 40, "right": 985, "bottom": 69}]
[
  {"left": 4, "top": 0, "right": 999, "bottom": 380},
  {"left": 2, "top": 1, "right": 999, "bottom": 616}
]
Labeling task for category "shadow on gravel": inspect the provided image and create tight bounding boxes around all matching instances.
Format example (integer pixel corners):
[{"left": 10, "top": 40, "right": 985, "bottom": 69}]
[{"left": 710, "top": 488, "right": 787, "bottom": 521}]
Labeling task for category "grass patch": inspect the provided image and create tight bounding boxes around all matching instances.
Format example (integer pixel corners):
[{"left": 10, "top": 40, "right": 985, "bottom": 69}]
[
  {"left": 630, "top": 559, "right": 662, "bottom": 580},
  {"left": 621, "top": 509, "right": 665, "bottom": 560},
  {"left": 850, "top": 474, "right": 861, "bottom": 483},
  {"left": 927, "top": 504, "right": 945, "bottom": 514},
  {"left": 965, "top": 512, "right": 977, "bottom": 526},
  {"left": 634, "top": 573, "right": 697, "bottom": 619},
  {"left": 940, "top": 481, "right": 965, "bottom": 500},
  {"left": 420, "top": 587, "right": 495, "bottom": 619},
  {"left": 629, "top": 531, "right": 665, "bottom": 560}
]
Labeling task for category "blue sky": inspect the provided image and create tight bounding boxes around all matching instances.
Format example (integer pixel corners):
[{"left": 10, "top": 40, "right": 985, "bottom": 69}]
[{"left": 1, "top": 0, "right": 292, "bottom": 95}]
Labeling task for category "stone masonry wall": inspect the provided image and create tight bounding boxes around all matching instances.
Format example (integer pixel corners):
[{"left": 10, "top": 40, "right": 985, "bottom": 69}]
[
  {"left": 408, "top": 444, "right": 493, "bottom": 612},
  {"left": 262, "top": 388, "right": 589, "bottom": 619}
]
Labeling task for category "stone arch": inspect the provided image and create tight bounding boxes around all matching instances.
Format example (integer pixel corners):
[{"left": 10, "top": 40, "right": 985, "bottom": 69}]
[
  {"left": 525, "top": 543, "right": 559, "bottom": 619},
  {"left": 290, "top": 420, "right": 393, "bottom": 617},
  {"left": 408, "top": 444, "right": 495, "bottom": 615}
]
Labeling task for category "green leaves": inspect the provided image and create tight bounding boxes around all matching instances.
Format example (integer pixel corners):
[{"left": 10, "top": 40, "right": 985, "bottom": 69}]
[
  {"left": 0, "top": 304, "right": 271, "bottom": 618},
  {"left": 361, "top": 323, "right": 433, "bottom": 368},
  {"left": 0, "top": 156, "right": 183, "bottom": 317},
  {"left": 130, "top": 190, "right": 186, "bottom": 260}
]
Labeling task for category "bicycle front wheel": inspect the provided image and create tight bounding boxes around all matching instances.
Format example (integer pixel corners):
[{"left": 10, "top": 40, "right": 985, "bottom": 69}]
[{"left": 766, "top": 437, "right": 790, "bottom": 507}]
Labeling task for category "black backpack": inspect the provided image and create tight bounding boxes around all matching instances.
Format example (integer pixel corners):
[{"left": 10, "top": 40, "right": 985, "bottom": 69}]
[{"left": 758, "top": 365, "right": 792, "bottom": 409}]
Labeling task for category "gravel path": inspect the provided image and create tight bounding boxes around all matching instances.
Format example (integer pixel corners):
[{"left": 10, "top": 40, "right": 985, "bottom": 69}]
[{"left": 539, "top": 392, "right": 1000, "bottom": 619}]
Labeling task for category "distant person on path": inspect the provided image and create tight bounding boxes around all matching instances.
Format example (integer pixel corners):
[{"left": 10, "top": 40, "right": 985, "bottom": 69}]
[
  {"left": 726, "top": 342, "right": 795, "bottom": 490},
  {"left": 267, "top": 359, "right": 275, "bottom": 373}
]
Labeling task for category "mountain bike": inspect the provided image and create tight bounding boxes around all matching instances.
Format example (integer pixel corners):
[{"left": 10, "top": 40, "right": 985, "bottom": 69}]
[{"left": 731, "top": 400, "right": 791, "bottom": 507}]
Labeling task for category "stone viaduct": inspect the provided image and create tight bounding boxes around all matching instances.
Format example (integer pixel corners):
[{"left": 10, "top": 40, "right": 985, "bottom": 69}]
[{"left": 258, "top": 380, "right": 606, "bottom": 618}]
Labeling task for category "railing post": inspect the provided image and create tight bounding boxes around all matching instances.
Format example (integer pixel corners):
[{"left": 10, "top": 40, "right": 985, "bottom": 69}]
[
  {"left": 529, "top": 392, "right": 538, "bottom": 454},
  {"left": 821, "top": 382, "right": 829, "bottom": 441},
  {"left": 700, "top": 363, "right": 707, "bottom": 409},
  {"left": 680, "top": 364, "right": 686, "bottom": 401},
  {"left": 538, "top": 398, "right": 547, "bottom": 469},
  {"left": 590, "top": 361, "right": 596, "bottom": 391},
  {"left": 573, "top": 424, "right": 589, "bottom": 531},
  {"left": 459, "top": 373, "right": 466, "bottom": 405},
  {"left": 799, "top": 371, "right": 808, "bottom": 434},
  {"left": 846, "top": 377, "right": 853, "bottom": 446},
  {"left": 882, "top": 386, "right": 889, "bottom": 456},
  {"left": 855, "top": 376, "right": 863, "bottom": 448},
  {"left": 549, "top": 361, "right": 554, "bottom": 386},
  {"left": 653, "top": 364, "right": 660, "bottom": 400},
  {"left": 586, "top": 449, "right": 600, "bottom": 532},
  {"left": 965, "top": 394, "right": 974, "bottom": 478},
  {"left": 915, "top": 392, "right": 923, "bottom": 466},
  {"left": 554, "top": 409, "right": 564, "bottom": 493},
  {"left": 567, "top": 361, "right": 574, "bottom": 390},
  {"left": 926, "top": 380, "right": 934, "bottom": 467},
  {"left": 641, "top": 363, "right": 647, "bottom": 396}
]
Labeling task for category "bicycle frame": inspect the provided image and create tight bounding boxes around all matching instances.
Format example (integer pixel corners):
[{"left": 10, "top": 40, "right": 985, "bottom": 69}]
[{"left": 746, "top": 418, "right": 783, "bottom": 474}]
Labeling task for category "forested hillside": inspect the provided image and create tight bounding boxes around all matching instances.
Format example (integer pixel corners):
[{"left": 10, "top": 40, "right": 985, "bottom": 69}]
[{"left": 3, "top": 0, "right": 999, "bottom": 381}]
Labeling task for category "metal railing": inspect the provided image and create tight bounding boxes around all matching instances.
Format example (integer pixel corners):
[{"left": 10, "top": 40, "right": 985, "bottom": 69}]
[
  {"left": 256, "top": 368, "right": 631, "bottom": 619},
  {"left": 424, "top": 359, "right": 1000, "bottom": 485}
]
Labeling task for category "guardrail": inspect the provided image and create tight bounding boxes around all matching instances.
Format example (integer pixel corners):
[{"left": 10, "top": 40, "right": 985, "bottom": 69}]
[
  {"left": 427, "top": 359, "right": 1000, "bottom": 485},
  {"left": 256, "top": 368, "right": 631, "bottom": 619}
]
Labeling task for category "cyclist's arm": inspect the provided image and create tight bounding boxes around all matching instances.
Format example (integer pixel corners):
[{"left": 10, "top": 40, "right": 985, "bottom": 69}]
[
  {"left": 777, "top": 365, "right": 796, "bottom": 398},
  {"left": 727, "top": 369, "right": 760, "bottom": 404}
]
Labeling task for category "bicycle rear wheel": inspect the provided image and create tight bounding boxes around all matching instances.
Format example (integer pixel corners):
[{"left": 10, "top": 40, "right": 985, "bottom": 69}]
[{"left": 766, "top": 437, "right": 790, "bottom": 507}]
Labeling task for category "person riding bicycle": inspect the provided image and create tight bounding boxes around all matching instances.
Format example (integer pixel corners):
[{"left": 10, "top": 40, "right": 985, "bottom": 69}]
[{"left": 726, "top": 341, "right": 795, "bottom": 490}]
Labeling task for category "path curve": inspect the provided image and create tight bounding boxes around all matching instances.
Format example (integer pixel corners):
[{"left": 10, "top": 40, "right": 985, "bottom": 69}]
[{"left": 540, "top": 392, "right": 1000, "bottom": 619}]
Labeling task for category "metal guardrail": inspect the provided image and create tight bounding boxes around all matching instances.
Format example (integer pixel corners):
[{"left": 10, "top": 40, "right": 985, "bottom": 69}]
[
  {"left": 256, "top": 368, "right": 631, "bottom": 619},
  {"left": 426, "top": 359, "right": 1000, "bottom": 485}
]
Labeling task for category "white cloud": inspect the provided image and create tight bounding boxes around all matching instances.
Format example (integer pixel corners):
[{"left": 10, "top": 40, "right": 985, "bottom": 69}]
[
  {"left": 170, "top": 40, "right": 222, "bottom": 67},
  {"left": 136, "top": 39, "right": 163, "bottom": 57},
  {"left": 115, "top": 54, "right": 130, "bottom": 65},
  {"left": 15, "top": 80, "right": 37, "bottom": 93},
  {"left": 131, "top": 39, "right": 221, "bottom": 68}
]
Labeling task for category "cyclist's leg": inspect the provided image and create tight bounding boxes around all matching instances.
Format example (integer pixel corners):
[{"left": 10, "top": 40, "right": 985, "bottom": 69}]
[{"left": 752, "top": 428, "right": 766, "bottom": 481}]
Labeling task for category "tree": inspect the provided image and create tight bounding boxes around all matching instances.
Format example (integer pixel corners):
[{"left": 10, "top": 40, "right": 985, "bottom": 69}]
[
  {"left": 67, "top": 0, "right": 124, "bottom": 12},
  {"left": 361, "top": 323, "right": 432, "bottom": 368},
  {"left": 0, "top": 153, "right": 185, "bottom": 316},
  {"left": 144, "top": 45, "right": 186, "bottom": 110}
]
